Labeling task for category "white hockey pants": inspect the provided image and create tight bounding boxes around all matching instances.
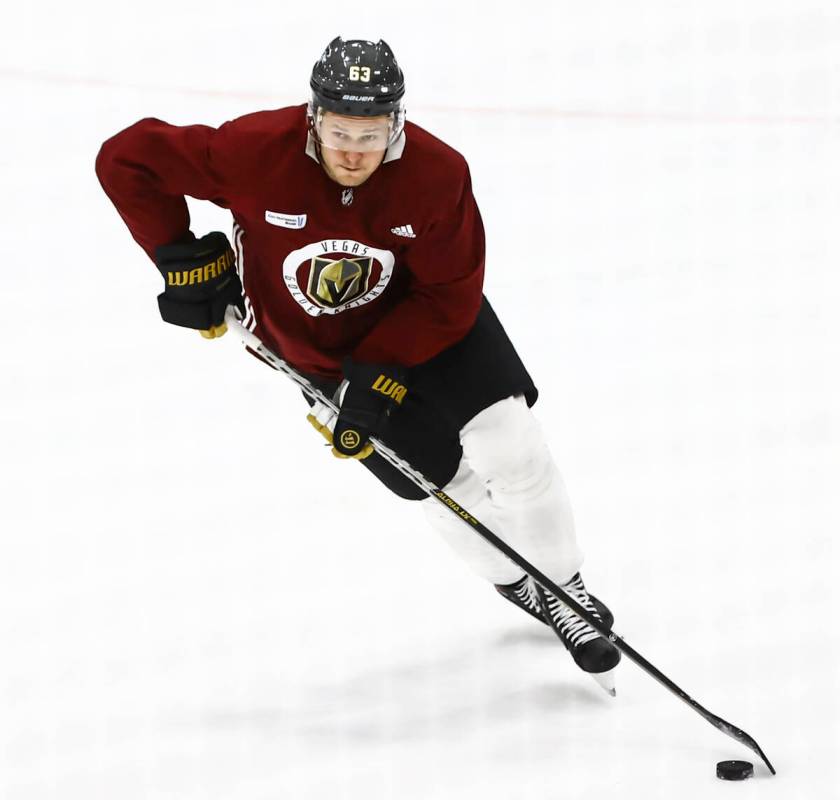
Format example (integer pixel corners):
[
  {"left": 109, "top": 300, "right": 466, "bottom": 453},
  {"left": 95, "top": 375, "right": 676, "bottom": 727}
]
[{"left": 421, "top": 395, "right": 584, "bottom": 587}]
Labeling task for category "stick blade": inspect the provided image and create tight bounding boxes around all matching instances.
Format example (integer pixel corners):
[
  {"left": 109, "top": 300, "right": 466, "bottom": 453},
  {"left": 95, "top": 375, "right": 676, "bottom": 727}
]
[{"left": 705, "top": 712, "right": 776, "bottom": 775}]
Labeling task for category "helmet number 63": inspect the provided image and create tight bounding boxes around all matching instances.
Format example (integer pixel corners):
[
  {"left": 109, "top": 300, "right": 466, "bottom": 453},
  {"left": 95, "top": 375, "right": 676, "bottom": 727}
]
[{"left": 349, "top": 66, "right": 371, "bottom": 82}]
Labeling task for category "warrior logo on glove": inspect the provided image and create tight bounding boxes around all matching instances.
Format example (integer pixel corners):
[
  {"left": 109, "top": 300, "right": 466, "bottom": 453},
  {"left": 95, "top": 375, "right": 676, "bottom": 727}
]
[
  {"left": 371, "top": 374, "right": 407, "bottom": 404},
  {"left": 166, "top": 249, "right": 235, "bottom": 287},
  {"left": 339, "top": 429, "right": 362, "bottom": 450}
]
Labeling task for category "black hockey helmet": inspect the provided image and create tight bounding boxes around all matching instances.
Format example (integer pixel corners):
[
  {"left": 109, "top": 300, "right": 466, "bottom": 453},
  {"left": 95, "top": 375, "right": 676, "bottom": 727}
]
[
  {"left": 308, "top": 37, "right": 406, "bottom": 150},
  {"left": 310, "top": 37, "right": 405, "bottom": 116}
]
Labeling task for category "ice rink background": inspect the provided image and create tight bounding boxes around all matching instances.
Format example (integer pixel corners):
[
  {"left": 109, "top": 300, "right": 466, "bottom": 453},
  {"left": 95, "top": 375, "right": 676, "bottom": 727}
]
[{"left": 1, "top": 1, "right": 839, "bottom": 798}]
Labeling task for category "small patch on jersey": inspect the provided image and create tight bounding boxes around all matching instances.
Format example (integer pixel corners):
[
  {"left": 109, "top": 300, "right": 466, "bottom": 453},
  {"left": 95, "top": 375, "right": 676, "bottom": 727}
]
[
  {"left": 391, "top": 224, "right": 416, "bottom": 238},
  {"left": 341, "top": 188, "right": 354, "bottom": 206},
  {"left": 265, "top": 210, "right": 307, "bottom": 229}
]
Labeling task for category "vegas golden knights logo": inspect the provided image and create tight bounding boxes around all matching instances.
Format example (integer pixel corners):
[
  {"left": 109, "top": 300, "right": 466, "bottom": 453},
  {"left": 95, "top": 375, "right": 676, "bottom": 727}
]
[{"left": 307, "top": 257, "right": 372, "bottom": 309}]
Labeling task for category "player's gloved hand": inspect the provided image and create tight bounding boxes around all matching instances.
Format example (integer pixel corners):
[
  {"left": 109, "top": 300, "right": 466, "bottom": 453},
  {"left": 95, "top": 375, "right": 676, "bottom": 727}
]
[
  {"left": 333, "top": 360, "right": 407, "bottom": 457},
  {"left": 154, "top": 231, "right": 244, "bottom": 339},
  {"left": 306, "top": 361, "right": 407, "bottom": 459},
  {"left": 306, "top": 384, "right": 375, "bottom": 460}
]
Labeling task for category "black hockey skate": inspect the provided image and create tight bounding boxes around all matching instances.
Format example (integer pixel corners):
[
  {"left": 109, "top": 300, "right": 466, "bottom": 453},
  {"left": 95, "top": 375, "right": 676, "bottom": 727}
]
[
  {"left": 534, "top": 573, "right": 621, "bottom": 695},
  {"left": 495, "top": 575, "right": 614, "bottom": 630}
]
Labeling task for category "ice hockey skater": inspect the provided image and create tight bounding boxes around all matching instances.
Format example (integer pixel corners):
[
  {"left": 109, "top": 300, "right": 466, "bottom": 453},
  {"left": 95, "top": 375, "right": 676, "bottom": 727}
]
[{"left": 96, "top": 36, "right": 622, "bottom": 692}]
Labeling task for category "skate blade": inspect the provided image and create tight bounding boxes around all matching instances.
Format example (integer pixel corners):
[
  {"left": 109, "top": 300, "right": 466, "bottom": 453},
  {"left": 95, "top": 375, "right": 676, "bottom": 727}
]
[{"left": 590, "top": 669, "right": 617, "bottom": 697}]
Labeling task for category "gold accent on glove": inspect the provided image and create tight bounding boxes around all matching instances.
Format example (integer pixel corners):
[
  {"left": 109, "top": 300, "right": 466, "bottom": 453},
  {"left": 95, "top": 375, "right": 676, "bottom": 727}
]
[
  {"left": 306, "top": 413, "right": 374, "bottom": 460},
  {"left": 200, "top": 323, "right": 228, "bottom": 339}
]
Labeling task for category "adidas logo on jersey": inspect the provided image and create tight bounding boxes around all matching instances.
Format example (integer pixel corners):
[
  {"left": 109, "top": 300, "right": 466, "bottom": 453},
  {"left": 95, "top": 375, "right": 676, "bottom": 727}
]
[{"left": 390, "top": 224, "right": 416, "bottom": 238}]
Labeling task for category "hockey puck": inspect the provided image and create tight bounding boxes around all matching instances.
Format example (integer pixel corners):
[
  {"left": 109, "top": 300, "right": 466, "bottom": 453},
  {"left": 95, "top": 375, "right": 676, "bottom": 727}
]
[{"left": 716, "top": 760, "right": 754, "bottom": 781}]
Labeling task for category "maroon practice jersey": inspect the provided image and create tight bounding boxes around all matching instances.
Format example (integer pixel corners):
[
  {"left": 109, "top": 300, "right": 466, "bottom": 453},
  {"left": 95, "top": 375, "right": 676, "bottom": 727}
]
[{"left": 96, "top": 105, "right": 486, "bottom": 377}]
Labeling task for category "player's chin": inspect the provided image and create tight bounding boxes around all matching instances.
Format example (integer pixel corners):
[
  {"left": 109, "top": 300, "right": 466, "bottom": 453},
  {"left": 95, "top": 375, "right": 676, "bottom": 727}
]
[{"left": 336, "top": 169, "right": 371, "bottom": 186}]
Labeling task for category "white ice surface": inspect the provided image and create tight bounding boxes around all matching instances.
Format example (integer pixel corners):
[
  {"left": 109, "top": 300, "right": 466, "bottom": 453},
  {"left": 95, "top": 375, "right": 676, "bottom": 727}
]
[{"left": 1, "top": 2, "right": 839, "bottom": 798}]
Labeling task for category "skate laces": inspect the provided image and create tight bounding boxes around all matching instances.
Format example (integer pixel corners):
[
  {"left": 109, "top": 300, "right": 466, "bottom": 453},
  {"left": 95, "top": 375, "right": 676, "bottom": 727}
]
[
  {"left": 513, "top": 576, "right": 542, "bottom": 616},
  {"left": 543, "top": 576, "right": 602, "bottom": 647}
]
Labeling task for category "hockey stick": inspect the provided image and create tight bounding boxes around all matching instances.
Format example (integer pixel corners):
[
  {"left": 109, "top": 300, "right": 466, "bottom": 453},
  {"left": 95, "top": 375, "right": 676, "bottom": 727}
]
[{"left": 223, "top": 308, "right": 776, "bottom": 776}]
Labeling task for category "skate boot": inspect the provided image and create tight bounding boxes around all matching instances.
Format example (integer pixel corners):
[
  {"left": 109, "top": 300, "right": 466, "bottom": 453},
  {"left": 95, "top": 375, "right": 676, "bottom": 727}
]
[
  {"left": 533, "top": 573, "right": 621, "bottom": 695},
  {"left": 495, "top": 575, "right": 614, "bottom": 630}
]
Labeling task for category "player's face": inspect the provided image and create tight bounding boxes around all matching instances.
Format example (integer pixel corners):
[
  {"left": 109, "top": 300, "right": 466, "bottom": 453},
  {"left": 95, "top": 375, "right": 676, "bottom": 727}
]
[{"left": 317, "top": 112, "right": 390, "bottom": 187}]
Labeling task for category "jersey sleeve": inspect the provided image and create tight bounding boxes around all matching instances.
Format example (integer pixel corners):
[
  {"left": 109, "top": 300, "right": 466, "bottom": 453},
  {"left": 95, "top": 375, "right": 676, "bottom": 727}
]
[
  {"left": 351, "top": 164, "right": 485, "bottom": 367},
  {"left": 95, "top": 118, "right": 239, "bottom": 259}
]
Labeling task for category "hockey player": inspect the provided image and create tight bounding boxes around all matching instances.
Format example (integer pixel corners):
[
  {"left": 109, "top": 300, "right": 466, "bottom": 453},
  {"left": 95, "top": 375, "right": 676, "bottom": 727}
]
[{"left": 95, "top": 37, "right": 621, "bottom": 691}]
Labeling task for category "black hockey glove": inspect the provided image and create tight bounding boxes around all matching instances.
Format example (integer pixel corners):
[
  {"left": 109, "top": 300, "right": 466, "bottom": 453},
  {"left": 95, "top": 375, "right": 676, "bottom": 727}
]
[
  {"left": 330, "top": 359, "right": 408, "bottom": 458},
  {"left": 155, "top": 231, "right": 244, "bottom": 339}
]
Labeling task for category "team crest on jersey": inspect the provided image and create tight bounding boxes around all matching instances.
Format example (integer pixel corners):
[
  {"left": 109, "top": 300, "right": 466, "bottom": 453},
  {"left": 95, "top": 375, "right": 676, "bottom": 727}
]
[
  {"left": 308, "top": 256, "right": 372, "bottom": 308},
  {"left": 283, "top": 239, "right": 395, "bottom": 316}
]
